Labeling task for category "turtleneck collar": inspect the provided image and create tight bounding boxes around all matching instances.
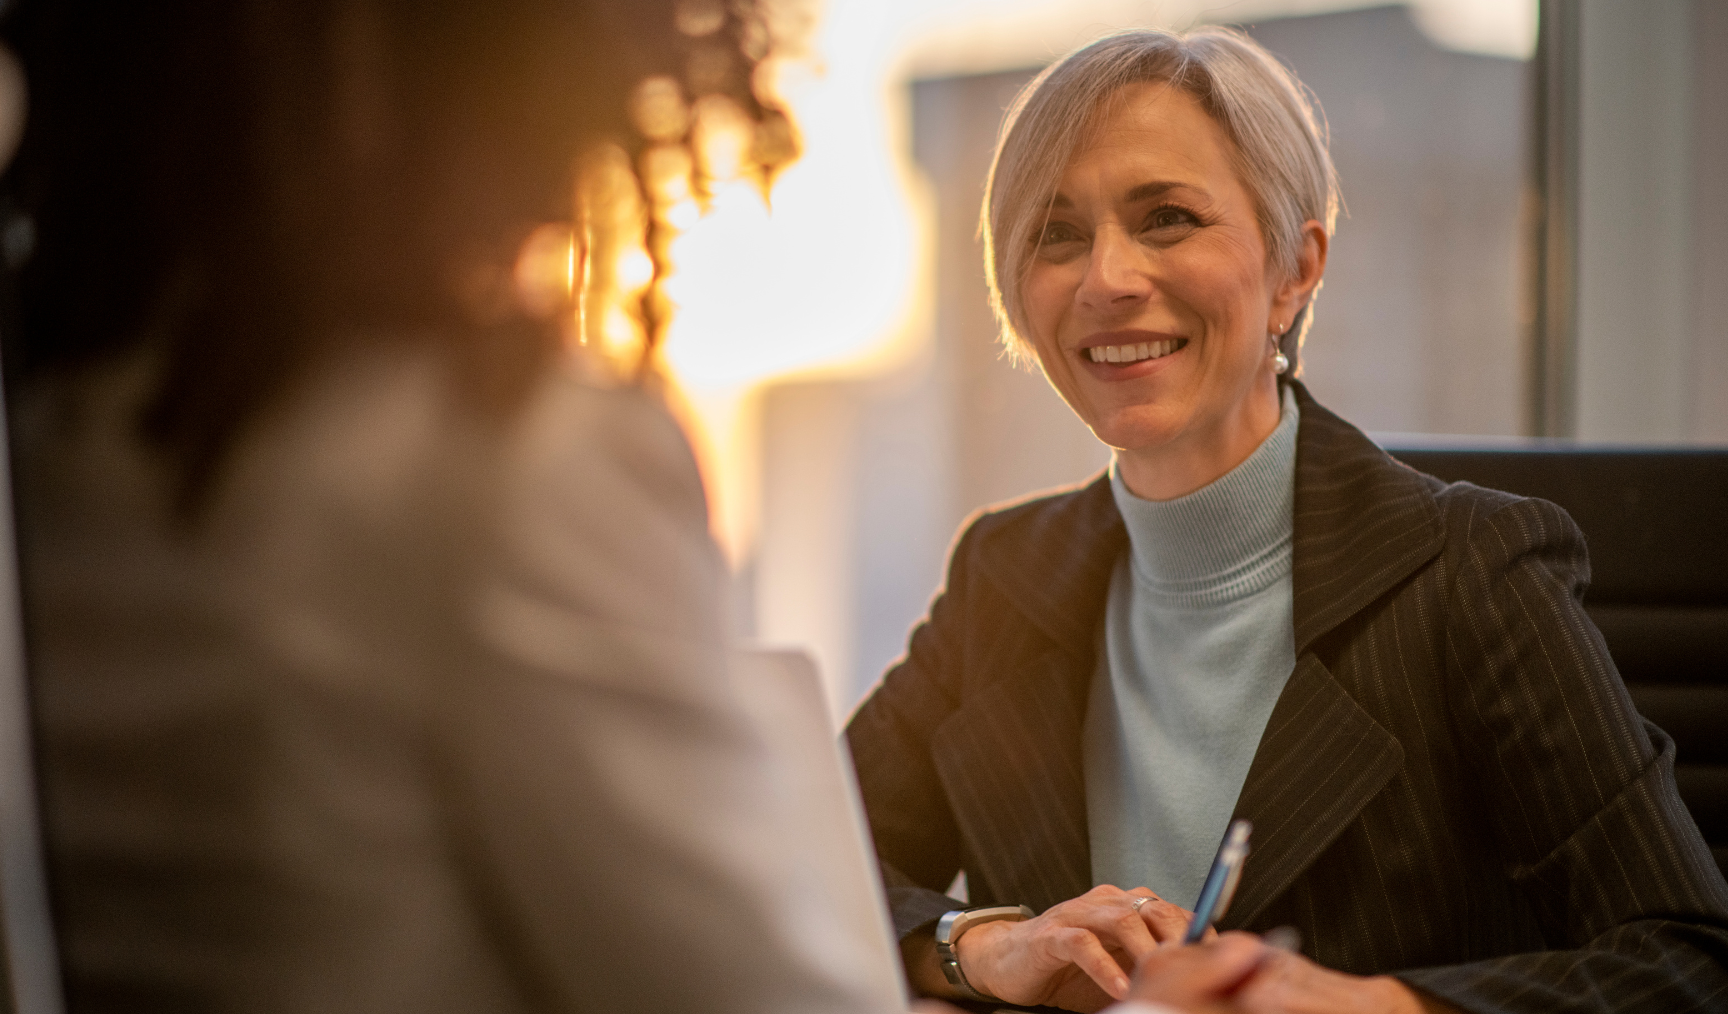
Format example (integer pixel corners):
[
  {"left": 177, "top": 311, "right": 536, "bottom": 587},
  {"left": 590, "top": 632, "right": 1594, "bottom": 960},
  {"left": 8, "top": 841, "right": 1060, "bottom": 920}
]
[{"left": 1108, "top": 385, "right": 1299, "bottom": 608}]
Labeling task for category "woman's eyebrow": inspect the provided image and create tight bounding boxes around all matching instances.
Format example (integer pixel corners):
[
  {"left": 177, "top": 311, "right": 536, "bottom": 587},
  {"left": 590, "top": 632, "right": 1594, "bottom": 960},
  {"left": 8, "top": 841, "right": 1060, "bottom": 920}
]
[
  {"left": 1048, "top": 180, "right": 1200, "bottom": 210},
  {"left": 1124, "top": 180, "right": 1196, "bottom": 202}
]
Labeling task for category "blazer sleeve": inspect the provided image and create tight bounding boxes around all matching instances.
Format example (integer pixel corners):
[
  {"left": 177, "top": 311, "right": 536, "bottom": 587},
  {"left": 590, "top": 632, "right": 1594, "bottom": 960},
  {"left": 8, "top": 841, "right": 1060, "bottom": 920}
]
[
  {"left": 1397, "top": 494, "right": 1728, "bottom": 1014},
  {"left": 845, "top": 522, "right": 980, "bottom": 941}
]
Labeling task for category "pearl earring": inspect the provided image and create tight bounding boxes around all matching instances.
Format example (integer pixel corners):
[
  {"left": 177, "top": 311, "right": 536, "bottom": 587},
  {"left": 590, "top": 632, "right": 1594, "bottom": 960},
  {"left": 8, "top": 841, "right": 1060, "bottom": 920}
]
[{"left": 1273, "top": 351, "right": 1290, "bottom": 374}]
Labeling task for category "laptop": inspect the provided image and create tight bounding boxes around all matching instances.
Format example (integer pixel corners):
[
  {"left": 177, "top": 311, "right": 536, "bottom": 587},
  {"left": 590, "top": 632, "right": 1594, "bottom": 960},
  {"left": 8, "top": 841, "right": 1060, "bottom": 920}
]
[{"left": 731, "top": 647, "right": 910, "bottom": 1011}]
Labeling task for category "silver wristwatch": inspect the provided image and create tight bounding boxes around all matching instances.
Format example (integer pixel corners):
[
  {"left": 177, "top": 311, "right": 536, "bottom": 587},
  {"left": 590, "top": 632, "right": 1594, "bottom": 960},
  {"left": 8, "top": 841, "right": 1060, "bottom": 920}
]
[{"left": 934, "top": 904, "right": 1034, "bottom": 1003}]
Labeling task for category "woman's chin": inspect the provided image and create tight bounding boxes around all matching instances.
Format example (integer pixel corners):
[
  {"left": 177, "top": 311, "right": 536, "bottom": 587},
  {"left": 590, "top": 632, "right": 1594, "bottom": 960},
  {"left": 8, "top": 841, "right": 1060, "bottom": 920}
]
[
  {"left": 1078, "top": 400, "right": 1188, "bottom": 456},
  {"left": 1088, "top": 415, "right": 1187, "bottom": 458}
]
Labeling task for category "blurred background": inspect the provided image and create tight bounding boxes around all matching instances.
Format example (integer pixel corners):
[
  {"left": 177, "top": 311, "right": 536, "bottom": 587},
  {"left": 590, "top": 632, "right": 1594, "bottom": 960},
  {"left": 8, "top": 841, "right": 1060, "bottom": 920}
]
[{"left": 656, "top": 0, "right": 1728, "bottom": 717}]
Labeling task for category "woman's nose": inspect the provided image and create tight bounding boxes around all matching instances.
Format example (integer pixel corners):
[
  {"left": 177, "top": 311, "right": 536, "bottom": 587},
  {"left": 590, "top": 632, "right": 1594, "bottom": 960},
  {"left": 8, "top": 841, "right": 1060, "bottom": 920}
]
[{"left": 1076, "top": 226, "right": 1150, "bottom": 309}]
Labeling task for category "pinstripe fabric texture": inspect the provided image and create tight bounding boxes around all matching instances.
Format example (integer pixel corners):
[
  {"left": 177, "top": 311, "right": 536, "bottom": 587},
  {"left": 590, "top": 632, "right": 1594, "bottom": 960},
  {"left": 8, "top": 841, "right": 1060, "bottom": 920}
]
[{"left": 845, "top": 382, "right": 1728, "bottom": 1013}]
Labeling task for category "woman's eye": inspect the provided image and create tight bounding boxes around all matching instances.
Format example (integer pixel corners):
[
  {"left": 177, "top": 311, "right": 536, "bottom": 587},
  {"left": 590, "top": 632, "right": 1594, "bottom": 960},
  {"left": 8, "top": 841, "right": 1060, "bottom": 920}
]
[
  {"left": 1037, "top": 222, "right": 1083, "bottom": 245},
  {"left": 1144, "top": 206, "right": 1198, "bottom": 232}
]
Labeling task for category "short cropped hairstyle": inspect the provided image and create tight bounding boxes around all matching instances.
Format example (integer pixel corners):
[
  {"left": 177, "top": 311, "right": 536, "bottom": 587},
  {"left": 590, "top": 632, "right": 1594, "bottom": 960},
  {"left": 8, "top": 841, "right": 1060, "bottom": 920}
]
[{"left": 982, "top": 27, "right": 1341, "bottom": 370}]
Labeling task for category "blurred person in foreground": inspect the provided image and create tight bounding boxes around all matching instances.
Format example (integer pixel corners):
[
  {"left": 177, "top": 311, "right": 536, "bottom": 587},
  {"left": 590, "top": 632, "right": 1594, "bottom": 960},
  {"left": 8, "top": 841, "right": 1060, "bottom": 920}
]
[
  {"left": 0, "top": 1, "right": 916, "bottom": 1011},
  {"left": 845, "top": 26, "right": 1728, "bottom": 1014}
]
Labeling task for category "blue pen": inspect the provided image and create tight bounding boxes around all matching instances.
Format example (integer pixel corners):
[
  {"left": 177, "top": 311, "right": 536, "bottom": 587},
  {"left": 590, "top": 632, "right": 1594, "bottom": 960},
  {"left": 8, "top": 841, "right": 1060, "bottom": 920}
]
[{"left": 1183, "top": 820, "right": 1251, "bottom": 944}]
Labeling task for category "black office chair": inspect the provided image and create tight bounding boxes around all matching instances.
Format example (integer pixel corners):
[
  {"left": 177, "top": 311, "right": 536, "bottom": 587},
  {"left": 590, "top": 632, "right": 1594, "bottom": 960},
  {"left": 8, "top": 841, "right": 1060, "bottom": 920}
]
[{"left": 1386, "top": 444, "right": 1728, "bottom": 882}]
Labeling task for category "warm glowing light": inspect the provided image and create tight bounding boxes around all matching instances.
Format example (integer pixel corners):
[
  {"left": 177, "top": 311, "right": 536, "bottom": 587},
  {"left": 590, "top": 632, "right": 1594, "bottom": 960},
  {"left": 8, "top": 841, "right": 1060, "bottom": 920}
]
[
  {"left": 665, "top": 199, "right": 703, "bottom": 232},
  {"left": 658, "top": 47, "right": 925, "bottom": 395},
  {"left": 655, "top": 0, "right": 932, "bottom": 567},
  {"left": 630, "top": 75, "right": 692, "bottom": 142},
  {"left": 675, "top": 0, "right": 728, "bottom": 38},
  {"left": 643, "top": 143, "right": 695, "bottom": 206},
  {"left": 693, "top": 94, "right": 754, "bottom": 183},
  {"left": 615, "top": 248, "right": 656, "bottom": 293},
  {"left": 573, "top": 142, "right": 653, "bottom": 363},
  {"left": 602, "top": 305, "right": 640, "bottom": 359},
  {"left": 513, "top": 223, "right": 575, "bottom": 320}
]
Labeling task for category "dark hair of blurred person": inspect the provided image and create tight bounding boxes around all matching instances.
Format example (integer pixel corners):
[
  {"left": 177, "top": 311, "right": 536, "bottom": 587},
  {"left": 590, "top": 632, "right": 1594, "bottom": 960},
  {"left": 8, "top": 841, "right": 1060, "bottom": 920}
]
[
  {"left": 3, "top": 0, "right": 795, "bottom": 501},
  {"left": 0, "top": 3, "right": 903, "bottom": 1013}
]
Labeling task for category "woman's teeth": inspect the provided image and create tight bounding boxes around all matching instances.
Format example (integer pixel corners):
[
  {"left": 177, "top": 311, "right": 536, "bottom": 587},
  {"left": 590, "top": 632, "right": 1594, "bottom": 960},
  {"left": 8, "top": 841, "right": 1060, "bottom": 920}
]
[{"left": 1086, "top": 339, "right": 1183, "bottom": 364}]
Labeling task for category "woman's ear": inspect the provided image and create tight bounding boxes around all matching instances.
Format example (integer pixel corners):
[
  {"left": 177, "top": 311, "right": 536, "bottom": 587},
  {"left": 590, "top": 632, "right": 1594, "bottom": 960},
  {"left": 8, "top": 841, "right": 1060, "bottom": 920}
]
[{"left": 1272, "top": 219, "right": 1328, "bottom": 324}]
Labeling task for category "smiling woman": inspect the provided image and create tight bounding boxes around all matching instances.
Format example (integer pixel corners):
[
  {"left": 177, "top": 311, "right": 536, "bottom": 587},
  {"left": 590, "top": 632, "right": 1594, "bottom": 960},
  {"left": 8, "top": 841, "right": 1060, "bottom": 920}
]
[
  {"left": 845, "top": 25, "right": 1728, "bottom": 1014},
  {"left": 1020, "top": 80, "right": 1327, "bottom": 501}
]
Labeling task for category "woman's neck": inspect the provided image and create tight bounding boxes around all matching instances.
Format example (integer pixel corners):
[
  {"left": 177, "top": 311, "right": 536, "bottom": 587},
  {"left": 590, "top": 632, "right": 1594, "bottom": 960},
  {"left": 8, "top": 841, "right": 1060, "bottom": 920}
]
[{"left": 1114, "top": 376, "right": 1285, "bottom": 502}]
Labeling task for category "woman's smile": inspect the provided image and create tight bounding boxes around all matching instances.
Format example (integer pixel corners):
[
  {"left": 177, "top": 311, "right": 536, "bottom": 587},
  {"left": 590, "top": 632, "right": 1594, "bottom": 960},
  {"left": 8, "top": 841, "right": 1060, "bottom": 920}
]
[{"left": 1079, "top": 332, "right": 1189, "bottom": 373}]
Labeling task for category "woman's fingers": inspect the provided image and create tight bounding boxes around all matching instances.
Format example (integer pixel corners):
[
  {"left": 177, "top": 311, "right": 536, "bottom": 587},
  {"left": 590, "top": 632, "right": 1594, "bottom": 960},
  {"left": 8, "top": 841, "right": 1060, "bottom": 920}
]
[
  {"left": 1045, "top": 925, "right": 1132, "bottom": 1000},
  {"left": 952, "top": 887, "right": 1214, "bottom": 1008},
  {"left": 953, "top": 915, "right": 1116, "bottom": 1007},
  {"left": 1229, "top": 945, "right": 1437, "bottom": 1014},
  {"left": 1127, "top": 931, "right": 1268, "bottom": 1007},
  {"left": 1125, "top": 888, "right": 1195, "bottom": 944},
  {"left": 1066, "top": 888, "right": 1163, "bottom": 966}
]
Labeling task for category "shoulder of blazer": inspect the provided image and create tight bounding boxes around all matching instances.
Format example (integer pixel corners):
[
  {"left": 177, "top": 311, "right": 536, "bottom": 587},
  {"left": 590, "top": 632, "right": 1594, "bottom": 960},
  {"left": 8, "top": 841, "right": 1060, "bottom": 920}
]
[
  {"left": 1288, "top": 382, "right": 1450, "bottom": 654},
  {"left": 960, "top": 474, "right": 1127, "bottom": 660},
  {"left": 1422, "top": 477, "right": 1593, "bottom": 606}
]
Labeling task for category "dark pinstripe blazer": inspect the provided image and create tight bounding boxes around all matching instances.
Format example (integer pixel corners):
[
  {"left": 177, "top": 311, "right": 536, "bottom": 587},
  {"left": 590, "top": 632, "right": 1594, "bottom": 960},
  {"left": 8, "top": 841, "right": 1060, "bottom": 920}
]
[{"left": 846, "top": 382, "right": 1728, "bottom": 1013}]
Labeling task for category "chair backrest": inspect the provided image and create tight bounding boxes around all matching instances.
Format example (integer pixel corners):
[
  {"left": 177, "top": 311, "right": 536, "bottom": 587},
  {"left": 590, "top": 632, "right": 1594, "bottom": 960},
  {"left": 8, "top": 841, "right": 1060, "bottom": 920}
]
[
  {"left": 1386, "top": 444, "right": 1728, "bottom": 882},
  {"left": 0, "top": 387, "right": 66, "bottom": 1014}
]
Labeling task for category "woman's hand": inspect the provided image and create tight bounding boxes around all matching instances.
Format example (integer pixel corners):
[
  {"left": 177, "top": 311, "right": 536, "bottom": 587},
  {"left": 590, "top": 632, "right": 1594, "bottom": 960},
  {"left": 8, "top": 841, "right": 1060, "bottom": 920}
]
[
  {"left": 1125, "top": 931, "right": 1271, "bottom": 1013},
  {"left": 1221, "top": 946, "right": 1458, "bottom": 1014},
  {"left": 1125, "top": 933, "right": 1464, "bottom": 1014},
  {"left": 952, "top": 885, "right": 1199, "bottom": 1011}
]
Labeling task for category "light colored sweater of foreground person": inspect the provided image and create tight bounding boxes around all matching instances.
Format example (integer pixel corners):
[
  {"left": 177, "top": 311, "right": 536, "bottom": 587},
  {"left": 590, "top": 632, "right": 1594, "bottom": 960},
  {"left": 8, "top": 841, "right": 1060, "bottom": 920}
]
[{"left": 17, "top": 344, "right": 907, "bottom": 1014}]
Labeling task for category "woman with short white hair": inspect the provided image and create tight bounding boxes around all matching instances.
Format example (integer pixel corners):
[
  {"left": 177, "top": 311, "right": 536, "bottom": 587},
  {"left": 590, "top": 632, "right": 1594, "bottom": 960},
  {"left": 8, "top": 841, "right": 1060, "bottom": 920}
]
[{"left": 848, "top": 26, "right": 1728, "bottom": 1014}]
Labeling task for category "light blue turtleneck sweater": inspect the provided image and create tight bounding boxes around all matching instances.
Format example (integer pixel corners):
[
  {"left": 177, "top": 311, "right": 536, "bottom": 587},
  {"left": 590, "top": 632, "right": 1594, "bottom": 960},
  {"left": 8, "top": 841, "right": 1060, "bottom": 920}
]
[{"left": 1084, "top": 385, "right": 1299, "bottom": 909}]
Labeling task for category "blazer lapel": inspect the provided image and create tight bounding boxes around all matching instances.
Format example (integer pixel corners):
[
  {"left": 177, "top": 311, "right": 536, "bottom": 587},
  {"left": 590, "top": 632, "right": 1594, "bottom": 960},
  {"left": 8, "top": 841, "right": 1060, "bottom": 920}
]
[
  {"left": 1224, "top": 654, "right": 1404, "bottom": 927},
  {"left": 1222, "top": 383, "right": 1445, "bottom": 926},
  {"left": 934, "top": 477, "right": 1125, "bottom": 912}
]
